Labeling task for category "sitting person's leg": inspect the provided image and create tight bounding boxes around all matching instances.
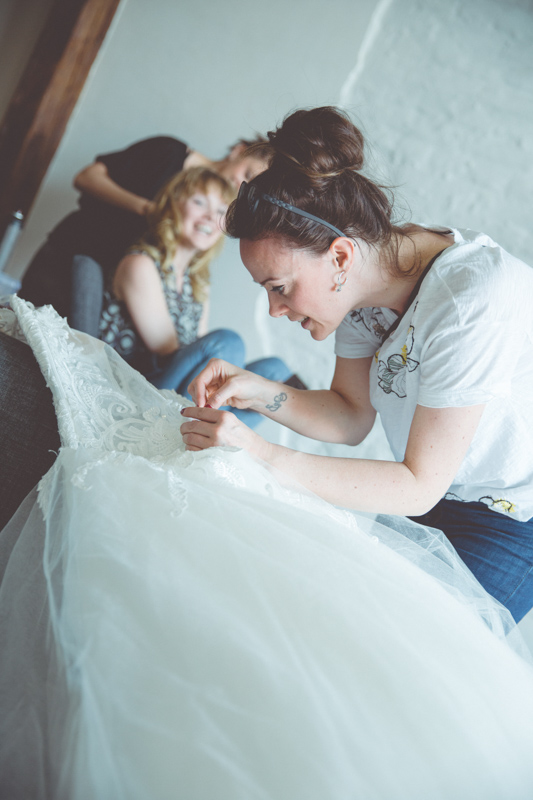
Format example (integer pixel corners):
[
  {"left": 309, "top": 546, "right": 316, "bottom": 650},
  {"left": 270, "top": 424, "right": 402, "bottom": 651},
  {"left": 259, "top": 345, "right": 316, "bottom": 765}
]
[
  {"left": 146, "top": 329, "right": 245, "bottom": 394},
  {"left": 70, "top": 254, "right": 104, "bottom": 336},
  {"left": 0, "top": 332, "right": 60, "bottom": 531},
  {"left": 244, "top": 356, "right": 292, "bottom": 384},
  {"left": 145, "top": 329, "right": 297, "bottom": 429}
]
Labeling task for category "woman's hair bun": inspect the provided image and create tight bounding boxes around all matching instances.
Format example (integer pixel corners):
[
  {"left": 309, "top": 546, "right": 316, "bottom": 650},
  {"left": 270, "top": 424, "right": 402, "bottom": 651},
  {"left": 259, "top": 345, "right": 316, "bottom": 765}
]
[{"left": 267, "top": 106, "right": 365, "bottom": 182}]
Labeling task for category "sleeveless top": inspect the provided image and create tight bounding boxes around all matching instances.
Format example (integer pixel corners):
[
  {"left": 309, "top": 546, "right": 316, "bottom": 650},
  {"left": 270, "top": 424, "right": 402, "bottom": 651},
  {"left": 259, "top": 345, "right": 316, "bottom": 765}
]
[{"left": 98, "top": 252, "right": 203, "bottom": 374}]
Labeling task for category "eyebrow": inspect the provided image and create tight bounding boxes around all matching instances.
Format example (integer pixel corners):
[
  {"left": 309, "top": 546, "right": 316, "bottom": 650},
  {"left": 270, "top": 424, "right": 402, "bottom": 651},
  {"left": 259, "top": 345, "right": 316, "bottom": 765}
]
[{"left": 256, "top": 277, "right": 279, "bottom": 286}]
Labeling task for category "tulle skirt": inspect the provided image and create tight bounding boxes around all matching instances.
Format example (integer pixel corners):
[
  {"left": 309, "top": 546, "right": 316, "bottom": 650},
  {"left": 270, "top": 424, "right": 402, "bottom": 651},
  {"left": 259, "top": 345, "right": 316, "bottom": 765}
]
[{"left": 2, "top": 298, "right": 533, "bottom": 800}]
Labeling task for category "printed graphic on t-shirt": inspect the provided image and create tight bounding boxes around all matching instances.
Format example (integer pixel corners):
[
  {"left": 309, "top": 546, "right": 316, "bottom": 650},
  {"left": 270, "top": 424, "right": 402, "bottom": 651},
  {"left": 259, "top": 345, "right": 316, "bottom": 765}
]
[
  {"left": 349, "top": 308, "right": 390, "bottom": 343},
  {"left": 479, "top": 495, "right": 517, "bottom": 514},
  {"left": 376, "top": 325, "right": 419, "bottom": 398},
  {"left": 444, "top": 492, "right": 464, "bottom": 503},
  {"left": 444, "top": 491, "right": 517, "bottom": 514}
]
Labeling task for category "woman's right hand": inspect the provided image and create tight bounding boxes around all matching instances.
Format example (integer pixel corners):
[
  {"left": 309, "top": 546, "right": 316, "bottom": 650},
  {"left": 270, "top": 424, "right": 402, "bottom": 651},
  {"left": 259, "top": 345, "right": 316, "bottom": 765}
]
[{"left": 188, "top": 359, "right": 271, "bottom": 411}]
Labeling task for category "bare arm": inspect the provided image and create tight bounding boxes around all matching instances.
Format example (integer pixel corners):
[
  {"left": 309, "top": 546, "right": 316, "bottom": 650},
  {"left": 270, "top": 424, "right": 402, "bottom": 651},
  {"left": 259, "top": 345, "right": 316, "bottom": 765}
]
[
  {"left": 74, "top": 162, "right": 155, "bottom": 216},
  {"left": 113, "top": 254, "right": 179, "bottom": 355},
  {"left": 181, "top": 402, "right": 485, "bottom": 516},
  {"left": 187, "top": 355, "right": 377, "bottom": 446},
  {"left": 256, "top": 403, "right": 485, "bottom": 514}
]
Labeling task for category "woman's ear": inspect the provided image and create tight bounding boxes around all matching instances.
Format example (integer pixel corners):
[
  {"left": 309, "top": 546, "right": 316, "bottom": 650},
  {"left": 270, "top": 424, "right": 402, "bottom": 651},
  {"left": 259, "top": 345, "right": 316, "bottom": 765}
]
[{"left": 330, "top": 237, "right": 356, "bottom": 275}]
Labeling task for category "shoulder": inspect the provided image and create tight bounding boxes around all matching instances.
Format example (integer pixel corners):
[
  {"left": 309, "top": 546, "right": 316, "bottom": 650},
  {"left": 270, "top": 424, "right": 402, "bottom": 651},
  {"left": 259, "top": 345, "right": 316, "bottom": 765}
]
[
  {"left": 115, "top": 253, "right": 160, "bottom": 290},
  {"left": 339, "top": 307, "right": 397, "bottom": 339},
  {"left": 335, "top": 307, "right": 398, "bottom": 358},
  {"left": 418, "top": 228, "right": 533, "bottom": 323},
  {"left": 96, "top": 136, "right": 189, "bottom": 169}
]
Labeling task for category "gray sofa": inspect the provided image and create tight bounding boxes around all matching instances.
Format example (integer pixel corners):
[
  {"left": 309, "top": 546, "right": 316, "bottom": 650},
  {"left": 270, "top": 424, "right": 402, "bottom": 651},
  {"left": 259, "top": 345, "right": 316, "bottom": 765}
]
[{"left": 0, "top": 330, "right": 60, "bottom": 530}]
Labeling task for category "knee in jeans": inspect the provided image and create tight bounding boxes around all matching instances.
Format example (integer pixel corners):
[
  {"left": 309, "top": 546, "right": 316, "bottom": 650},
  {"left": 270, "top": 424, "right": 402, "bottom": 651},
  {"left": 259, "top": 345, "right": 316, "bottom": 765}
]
[
  {"left": 267, "top": 357, "right": 288, "bottom": 373},
  {"left": 209, "top": 329, "right": 245, "bottom": 362}
]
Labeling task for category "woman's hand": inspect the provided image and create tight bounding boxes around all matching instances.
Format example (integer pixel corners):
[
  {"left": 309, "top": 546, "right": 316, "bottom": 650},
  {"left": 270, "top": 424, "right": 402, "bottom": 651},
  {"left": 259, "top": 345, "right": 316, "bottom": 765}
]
[
  {"left": 180, "top": 406, "right": 269, "bottom": 458},
  {"left": 188, "top": 358, "right": 271, "bottom": 412},
  {"left": 141, "top": 199, "right": 157, "bottom": 217}
]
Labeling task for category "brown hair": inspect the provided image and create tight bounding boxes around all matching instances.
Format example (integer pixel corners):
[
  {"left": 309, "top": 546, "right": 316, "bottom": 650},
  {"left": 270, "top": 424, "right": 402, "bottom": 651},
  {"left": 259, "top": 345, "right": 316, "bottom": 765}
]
[
  {"left": 134, "top": 167, "right": 235, "bottom": 302},
  {"left": 227, "top": 134, "right": 272, "bottom": 165},
  {"left": 225, "top": 106, "right": 415, "bottom": 277}
]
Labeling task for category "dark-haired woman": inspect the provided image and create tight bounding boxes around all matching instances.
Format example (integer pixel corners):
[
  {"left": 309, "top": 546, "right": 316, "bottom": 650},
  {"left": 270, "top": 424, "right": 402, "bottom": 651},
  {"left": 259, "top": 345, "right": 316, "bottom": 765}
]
[
  {"left": 3, "top": 108, "right": 533, "bottom": 799},
  {"left": 182, "top": 106, "right": 533, "bottom": 624}
]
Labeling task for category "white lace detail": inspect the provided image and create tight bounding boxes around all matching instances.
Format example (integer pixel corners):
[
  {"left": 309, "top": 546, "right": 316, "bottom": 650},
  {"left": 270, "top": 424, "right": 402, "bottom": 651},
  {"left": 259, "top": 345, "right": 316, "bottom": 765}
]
[
  {"left": 6, "top": 300, "right": 388, "bottom": 537},
  {"left": 193, "top": 447, "right": 248, "bottom": 489},
  {"left": 9, "top": 299, "right": 280, "bottom": 519},
  {"left": 11, "top": 297, "right": 190, "bottom": 453},
  {"left": 0, "top": 305, "right": 27, "bottom": 342},
  {"left": 73, "top": 451, "right": 190, "bottom": 518},
  {"left": 167, "top": 468, "right": 189, "bottom": 518}
]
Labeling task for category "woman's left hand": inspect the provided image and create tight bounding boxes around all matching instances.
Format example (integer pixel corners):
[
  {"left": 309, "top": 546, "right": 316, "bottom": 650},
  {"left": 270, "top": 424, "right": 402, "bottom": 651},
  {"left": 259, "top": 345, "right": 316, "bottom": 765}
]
[{"left": 180, "top": 406, "right": 269, "bottom": 458}]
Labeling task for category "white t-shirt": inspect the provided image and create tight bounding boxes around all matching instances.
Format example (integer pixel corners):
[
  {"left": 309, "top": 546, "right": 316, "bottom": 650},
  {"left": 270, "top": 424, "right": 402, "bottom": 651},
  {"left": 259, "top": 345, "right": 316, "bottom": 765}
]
[{"left": 334, "top": 227, "right": 533, "bottom": 521}]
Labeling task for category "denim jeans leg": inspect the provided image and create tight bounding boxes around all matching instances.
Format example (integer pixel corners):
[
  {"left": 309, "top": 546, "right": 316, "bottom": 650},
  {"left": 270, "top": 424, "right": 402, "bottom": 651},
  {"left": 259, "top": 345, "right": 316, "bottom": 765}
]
[
  {"left": 245, "top": 357, "right": 293, "bottom": 383},
  {"left": 146, "top": 329, "right": 245, "bottom": 394},
  {"left": 231, "top": 357, "right": 292, "bottom": 428},
  {"left": 410, "top": 500, "right": 533, "bottom": 622}
]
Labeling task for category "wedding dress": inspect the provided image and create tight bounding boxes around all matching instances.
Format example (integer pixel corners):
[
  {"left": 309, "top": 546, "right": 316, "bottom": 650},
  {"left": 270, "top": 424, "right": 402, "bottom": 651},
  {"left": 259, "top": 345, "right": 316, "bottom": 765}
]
[{"left": 2, "top": 297, "right": 533, "bottom": 800}]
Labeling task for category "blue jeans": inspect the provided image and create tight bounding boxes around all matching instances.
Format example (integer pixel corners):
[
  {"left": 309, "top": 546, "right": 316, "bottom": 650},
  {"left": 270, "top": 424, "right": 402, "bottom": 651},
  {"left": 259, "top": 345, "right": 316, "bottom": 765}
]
[
  {"left": 410, "top": 499, "right": 533, "bottom": 622},
  {"left": 145, "top": 329, "right": 292, "bottom": 429}
]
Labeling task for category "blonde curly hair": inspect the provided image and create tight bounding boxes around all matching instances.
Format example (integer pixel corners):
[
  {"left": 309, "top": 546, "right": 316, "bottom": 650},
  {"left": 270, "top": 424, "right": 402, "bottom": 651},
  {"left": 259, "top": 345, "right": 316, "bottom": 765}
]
[{"left": 134, "top": 167, "right": 235, "bottom": 302}]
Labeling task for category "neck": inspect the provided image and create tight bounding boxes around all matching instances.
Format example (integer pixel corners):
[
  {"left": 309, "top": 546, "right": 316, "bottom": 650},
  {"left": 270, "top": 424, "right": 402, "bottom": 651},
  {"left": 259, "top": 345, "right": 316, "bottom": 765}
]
[
  {"left": 171, "top": 244, "right": 198, "bottom": 274},
  {"left": 350, "top": 228, "right": 452, "bottom": 315}
]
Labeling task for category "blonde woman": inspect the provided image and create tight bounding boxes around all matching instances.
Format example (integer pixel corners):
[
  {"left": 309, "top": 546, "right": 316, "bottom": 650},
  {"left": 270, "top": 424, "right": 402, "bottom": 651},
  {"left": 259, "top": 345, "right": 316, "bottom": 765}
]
[
  {"left": 19, "top": 133, "right": 271, "bottom": 319},
  {"left": 99, "top": 167, "right": 293, "bottom": 427}
]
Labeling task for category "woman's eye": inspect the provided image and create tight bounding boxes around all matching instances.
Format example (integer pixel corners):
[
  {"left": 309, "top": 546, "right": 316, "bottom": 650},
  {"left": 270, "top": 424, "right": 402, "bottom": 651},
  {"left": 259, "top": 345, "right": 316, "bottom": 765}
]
[{"left": 271, "top": 285, "right": 285, "bottom": 295}]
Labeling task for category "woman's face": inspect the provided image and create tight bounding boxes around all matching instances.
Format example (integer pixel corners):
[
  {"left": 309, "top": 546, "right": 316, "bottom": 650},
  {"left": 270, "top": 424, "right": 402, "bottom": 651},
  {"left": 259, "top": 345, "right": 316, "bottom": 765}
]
[
  {"left": 220, "top": 156, "right": 268, "bottom": 189},
  {"left": 240, "top": 237, "right": 355, "bottom": 341},
  {"left": 180, "top": 189, "right": 229, "bottom": 252}
]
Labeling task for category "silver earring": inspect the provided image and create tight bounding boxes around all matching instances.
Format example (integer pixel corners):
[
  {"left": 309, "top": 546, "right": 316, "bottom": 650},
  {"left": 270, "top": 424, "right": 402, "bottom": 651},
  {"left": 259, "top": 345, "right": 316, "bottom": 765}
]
[{"left": 335, "top": 271, "right": 347, "bottom": 292}]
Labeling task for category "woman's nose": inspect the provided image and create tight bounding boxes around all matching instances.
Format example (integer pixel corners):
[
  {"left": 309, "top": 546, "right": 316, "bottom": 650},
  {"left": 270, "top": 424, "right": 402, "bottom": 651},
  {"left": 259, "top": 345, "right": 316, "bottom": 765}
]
[{"left": 268, "top": 293, "right": 287, "bottom": 318}]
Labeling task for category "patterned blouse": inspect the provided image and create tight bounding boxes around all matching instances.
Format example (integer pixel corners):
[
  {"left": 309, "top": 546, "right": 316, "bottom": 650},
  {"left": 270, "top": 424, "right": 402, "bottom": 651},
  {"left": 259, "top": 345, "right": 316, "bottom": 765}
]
[{"left": 99, "top": 253, "right": 203, "bottom": 374}]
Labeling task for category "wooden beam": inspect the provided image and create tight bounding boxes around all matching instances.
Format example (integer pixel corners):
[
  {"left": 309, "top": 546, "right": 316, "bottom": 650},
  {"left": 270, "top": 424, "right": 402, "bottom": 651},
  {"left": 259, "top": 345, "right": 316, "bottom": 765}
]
[{"left": 0, "top": 0, "right": 122, "bottom": 233}]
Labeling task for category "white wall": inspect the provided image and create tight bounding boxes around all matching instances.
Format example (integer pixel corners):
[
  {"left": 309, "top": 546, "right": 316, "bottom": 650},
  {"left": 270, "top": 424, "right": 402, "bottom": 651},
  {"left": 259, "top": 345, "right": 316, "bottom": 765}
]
[{"left": 340, "top": 0, "right": 533, "bottom": 264}]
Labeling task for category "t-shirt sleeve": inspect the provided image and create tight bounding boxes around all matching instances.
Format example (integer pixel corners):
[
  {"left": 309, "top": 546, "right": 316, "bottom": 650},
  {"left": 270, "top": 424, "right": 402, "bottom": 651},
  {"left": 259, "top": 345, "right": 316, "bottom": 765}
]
[
  {"left": 417, "top": 304, "right": 522, "bottom": 407},
  {"left": 335, "top": 308, "right": 397, "bottom": 359},
  {"left": 96, "top": 136, "right": 189, "bottom": 199}
]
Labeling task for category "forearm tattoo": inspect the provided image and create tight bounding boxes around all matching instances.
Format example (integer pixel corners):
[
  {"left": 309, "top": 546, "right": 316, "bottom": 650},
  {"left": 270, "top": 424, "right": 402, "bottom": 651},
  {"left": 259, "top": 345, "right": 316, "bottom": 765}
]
[{"left": 265, "top": 392, "right": 287, "bottom": 413}]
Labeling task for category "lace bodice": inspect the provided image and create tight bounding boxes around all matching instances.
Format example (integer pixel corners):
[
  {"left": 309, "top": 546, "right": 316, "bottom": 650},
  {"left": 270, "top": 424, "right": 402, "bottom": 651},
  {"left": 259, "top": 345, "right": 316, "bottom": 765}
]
[{"left": 1, "top": 298, "right": 359, "bottom": 531}]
